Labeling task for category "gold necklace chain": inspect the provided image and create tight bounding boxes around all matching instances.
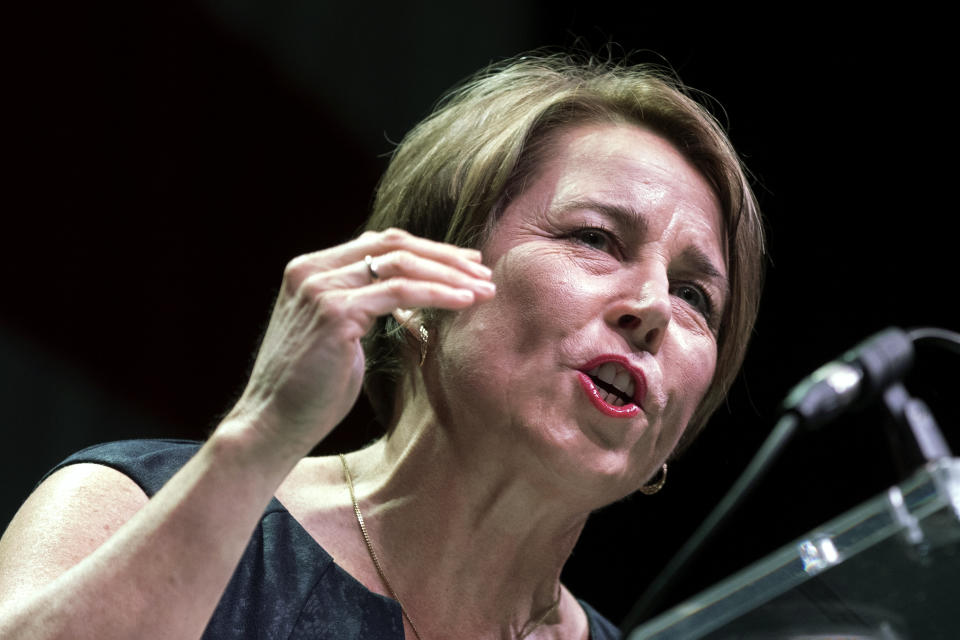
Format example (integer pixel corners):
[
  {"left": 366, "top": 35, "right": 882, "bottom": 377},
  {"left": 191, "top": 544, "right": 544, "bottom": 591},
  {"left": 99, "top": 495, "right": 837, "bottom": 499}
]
[{"left": 339, "top": 454, "right": 561, "bottom": 639}]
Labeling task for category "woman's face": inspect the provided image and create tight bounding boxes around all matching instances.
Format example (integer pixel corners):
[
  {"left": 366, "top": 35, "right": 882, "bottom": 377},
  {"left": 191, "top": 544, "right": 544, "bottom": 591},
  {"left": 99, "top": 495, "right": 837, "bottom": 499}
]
[{"left": 433, "top": 123, "right": 727, "bottom": 504}]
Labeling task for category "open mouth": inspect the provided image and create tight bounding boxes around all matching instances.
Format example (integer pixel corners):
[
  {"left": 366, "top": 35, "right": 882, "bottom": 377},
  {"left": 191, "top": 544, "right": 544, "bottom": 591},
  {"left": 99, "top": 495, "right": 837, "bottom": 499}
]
[
  {"left": 577, "top": 357, "right": 644, "bottom": 419},
  {"left": 585, "top": 362, "right": 635, "bottom": 407}
]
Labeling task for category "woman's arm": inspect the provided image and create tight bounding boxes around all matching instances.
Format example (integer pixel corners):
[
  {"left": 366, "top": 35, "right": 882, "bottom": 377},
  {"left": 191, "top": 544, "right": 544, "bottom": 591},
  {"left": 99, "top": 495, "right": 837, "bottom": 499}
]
[
  {"left": 0, "top": 229, "right": 495, "bottom": 639},
  {"left": 0, "top": 426, "right": 299, "bottom": 639}
]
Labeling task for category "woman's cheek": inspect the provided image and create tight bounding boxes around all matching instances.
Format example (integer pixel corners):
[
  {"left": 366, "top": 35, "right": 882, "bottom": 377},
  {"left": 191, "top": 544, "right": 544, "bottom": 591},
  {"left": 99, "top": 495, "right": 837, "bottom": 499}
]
[{"left": 666, "top": 343, "right": 716, "bottom": 429}]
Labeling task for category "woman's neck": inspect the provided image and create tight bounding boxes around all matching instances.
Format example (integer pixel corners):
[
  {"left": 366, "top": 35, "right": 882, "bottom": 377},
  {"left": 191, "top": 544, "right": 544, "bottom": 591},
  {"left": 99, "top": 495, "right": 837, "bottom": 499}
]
[{"left": 339, "top": 394, "right": 593, "bottom": 638}]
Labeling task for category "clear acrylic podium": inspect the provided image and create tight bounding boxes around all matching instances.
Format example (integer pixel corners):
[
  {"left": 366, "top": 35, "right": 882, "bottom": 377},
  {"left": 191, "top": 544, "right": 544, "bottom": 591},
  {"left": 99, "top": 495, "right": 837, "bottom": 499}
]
[{"left": 627, "top": 458, "right": 960, "bottom": 640}]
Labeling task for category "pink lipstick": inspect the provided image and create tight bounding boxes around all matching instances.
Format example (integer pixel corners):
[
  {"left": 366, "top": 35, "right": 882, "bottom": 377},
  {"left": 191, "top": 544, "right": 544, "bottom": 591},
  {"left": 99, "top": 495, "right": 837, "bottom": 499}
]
[{"left": 577, "top": 355, "right": 647, "bottom": 419}]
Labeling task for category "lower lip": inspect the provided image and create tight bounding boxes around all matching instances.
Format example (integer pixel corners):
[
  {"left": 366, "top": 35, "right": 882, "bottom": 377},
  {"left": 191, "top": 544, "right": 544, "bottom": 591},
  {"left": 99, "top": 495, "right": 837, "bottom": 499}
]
[{"left": 577, "top": 372, "right": 641, "bottom": 418}]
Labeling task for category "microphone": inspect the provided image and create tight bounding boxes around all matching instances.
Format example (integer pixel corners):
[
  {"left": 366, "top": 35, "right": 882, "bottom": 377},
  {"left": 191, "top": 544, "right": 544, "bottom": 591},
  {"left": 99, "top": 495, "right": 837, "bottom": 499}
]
[
  {"left": 781, "top": 327, "right": 914, "bottom": 430},
  {"left": 622, "top": 327, "right": 927, "bottom": 632}
]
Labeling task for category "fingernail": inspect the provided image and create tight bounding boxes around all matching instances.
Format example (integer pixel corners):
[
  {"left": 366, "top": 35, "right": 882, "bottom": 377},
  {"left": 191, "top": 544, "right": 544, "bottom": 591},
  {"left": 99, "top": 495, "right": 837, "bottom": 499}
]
[
  {"left": 475, "top": 280, "right": 496, "bottom": 294},
  {"left": 470, "top": 262, "right": 493, "bottom": 278}
]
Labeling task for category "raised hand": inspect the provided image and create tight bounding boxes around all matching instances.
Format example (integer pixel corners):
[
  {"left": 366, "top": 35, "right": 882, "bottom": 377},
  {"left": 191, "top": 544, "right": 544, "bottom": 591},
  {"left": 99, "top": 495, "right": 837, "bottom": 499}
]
[{"left": 224, "top": 228, "right": 495, "bottom": 457}]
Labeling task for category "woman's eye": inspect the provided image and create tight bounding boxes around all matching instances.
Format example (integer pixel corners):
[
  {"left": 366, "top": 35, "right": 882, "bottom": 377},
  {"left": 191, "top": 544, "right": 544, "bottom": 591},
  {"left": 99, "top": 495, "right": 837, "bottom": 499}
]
[
  {"left": 673, "top": 283, "right": 713, "bottom": 318},
  {"left": 572, "top": 227, "right": 613, "bottom": 252}
]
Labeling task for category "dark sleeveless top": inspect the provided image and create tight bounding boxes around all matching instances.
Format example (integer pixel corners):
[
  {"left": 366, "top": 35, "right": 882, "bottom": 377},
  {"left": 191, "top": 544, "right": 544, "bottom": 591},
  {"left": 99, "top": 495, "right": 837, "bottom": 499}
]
[{"left": 45, "top": 439, "right": 622, "bottom": 639}]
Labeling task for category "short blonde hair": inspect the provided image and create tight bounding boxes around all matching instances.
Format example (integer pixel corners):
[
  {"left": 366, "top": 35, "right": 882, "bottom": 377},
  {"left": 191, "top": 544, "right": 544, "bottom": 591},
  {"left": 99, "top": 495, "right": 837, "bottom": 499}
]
[{"left": 363, "top": 53, "right": 765, "bottom": 452}]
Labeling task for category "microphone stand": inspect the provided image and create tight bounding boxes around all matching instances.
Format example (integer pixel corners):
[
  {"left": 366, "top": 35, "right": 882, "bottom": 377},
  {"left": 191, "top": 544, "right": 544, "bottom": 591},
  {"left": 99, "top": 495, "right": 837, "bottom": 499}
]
[
  {"left": 620, "top": 327, "right": 958, "bottom": 635},
  {"left": 882, "top": 382, "right": 951, "bottom": 464}
]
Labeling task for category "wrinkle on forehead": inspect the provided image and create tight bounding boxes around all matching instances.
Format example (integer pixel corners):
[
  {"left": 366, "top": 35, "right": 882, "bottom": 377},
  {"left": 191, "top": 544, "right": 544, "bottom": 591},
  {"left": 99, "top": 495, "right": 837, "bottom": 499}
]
[
  {"left": 547, "top": 127, "right": 726, "bottom": 270},
  {"left": 488, "top": 122, "right": 728, "bottom": 295},
  {"left": 554, "top": 125, "right": 723, "bottom": 231}
]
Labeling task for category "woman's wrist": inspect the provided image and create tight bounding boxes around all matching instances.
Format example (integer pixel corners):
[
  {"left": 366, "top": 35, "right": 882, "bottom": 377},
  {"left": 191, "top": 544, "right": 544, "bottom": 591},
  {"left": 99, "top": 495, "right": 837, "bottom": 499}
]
[{"left": 207, "top": 412, "right": 313, "bottom": 488}]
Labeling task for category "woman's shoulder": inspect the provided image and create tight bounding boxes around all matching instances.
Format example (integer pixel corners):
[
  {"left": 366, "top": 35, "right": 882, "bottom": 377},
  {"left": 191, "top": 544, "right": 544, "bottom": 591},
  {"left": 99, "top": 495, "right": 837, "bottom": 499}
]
[
  {"left": 41, "top": 438, "right": 203, "bottom": 497},
  {"left": 0, "top": 443, "right": 163, "bottom": 606}
]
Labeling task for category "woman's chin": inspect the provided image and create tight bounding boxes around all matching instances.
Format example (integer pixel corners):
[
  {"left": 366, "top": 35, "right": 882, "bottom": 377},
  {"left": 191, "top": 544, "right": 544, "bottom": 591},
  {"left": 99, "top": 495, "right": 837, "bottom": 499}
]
[{"left": 527, "top": 428, "right": 655, "bottom": 506}]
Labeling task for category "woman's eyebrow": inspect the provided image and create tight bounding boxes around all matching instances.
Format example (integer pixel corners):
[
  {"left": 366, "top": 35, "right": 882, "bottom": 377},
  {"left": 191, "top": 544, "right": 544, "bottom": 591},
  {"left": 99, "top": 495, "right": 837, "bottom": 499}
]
[
  {"left": 557, "top": 199, "right": 648, "bottom": 237},
  {"left": 677, "top": 246, "right": 729, "bottom": 296},
  {"left": 559, "top": 198, "right": 728, "bottom": 288}
]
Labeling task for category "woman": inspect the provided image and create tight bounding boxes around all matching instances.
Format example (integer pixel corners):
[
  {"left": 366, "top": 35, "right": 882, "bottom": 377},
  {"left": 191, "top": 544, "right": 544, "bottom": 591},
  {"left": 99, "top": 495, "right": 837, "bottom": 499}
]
[{"left": 0, "top": 55, "right": 764, "bottom": 638}]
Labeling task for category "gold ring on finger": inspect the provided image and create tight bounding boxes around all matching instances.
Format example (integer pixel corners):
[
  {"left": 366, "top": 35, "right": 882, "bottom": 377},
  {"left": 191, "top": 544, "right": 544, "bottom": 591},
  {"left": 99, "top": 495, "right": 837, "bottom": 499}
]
[{"left": 364, "top": 254, "right": 381, "bottom": 282}]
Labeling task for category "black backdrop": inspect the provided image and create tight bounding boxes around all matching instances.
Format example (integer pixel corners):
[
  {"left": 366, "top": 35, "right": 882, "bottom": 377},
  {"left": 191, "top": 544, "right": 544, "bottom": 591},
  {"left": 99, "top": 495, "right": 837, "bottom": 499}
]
[{"left": 3, "top": 2, "right": 956, "bottom": 627}]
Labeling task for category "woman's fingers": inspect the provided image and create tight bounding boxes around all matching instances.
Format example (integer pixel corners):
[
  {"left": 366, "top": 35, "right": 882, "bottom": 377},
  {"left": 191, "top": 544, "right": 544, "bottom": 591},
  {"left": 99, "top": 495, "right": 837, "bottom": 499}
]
[
  {"left": 366, "top": 245, "right": 492, "bottom": 281},
  {"left": 294, "top": 254, "right": 494, "bottom": 340},
  {"left": 323, "top": 278, "right": 484, "bottom": 330},
  {"left": 328, "top": 249, "right": 495, "bottom": 299},
  {"left": 231, "top": 229, "right": 495, "bottom": 449},
  {"left": 289, "top": 228, "right": 486, "bottom": 284},
  {"left": 284, "top": 231, "right": 496, "bottom": 315}
]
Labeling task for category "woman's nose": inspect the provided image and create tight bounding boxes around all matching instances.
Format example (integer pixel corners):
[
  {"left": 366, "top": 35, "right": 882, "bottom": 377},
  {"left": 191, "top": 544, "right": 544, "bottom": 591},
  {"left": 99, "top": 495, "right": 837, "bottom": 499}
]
[{"left": 607, "top": 280, "right": 672, "bottom": 354}]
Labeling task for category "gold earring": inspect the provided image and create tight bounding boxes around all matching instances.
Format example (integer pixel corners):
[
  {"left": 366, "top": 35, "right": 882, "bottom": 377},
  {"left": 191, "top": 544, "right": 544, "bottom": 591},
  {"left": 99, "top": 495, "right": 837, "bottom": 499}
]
[
  {"left": 638, "top": 463, "right": 667, "bottom": 495},
  {"left": 418, "top": 325, "right": 429, "bottom": 366}
]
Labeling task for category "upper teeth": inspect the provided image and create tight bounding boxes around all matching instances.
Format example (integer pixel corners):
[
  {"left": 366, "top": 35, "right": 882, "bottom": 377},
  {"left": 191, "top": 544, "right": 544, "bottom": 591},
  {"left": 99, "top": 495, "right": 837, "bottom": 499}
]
[{"left": 589, "top": 362, "right": 635, "bottom": 399}]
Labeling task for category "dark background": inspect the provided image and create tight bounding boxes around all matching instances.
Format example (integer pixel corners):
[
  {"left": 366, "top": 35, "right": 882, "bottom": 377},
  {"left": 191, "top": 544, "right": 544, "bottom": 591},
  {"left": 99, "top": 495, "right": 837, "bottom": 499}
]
[{"left": 3, "top": 2, "right": 956, "bottom": 629}]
